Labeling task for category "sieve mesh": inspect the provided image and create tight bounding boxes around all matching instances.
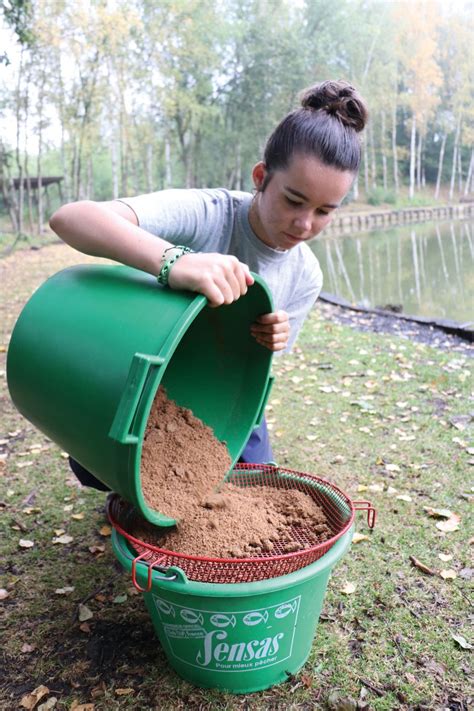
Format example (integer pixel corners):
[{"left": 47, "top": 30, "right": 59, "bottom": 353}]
[{"left": 107, "top": 464, "right": 375, "bottom": 584}]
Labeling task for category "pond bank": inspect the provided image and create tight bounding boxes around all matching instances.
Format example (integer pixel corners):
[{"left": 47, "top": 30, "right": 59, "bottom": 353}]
[
  {"left": 317, "top": 293, "right": 473, "bottom": 354},
  {"left": 326, "top": 201, "right": 474, "bottom": 236}
]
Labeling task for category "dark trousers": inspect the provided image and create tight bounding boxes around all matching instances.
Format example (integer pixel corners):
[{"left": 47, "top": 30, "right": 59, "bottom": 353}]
[{"left": 69, "top": 418, "right": 274, "bottom": 491}]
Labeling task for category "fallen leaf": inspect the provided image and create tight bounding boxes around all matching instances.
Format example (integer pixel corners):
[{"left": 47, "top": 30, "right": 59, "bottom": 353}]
[
  {"left": 17, "top": 461, "right": 34, "bottom": 468},
  {"left": 0, "top": 588, "right": 10, "bottom": 600},
  {"left": 79, "top": 622, "right": 91, "bottom": 633},
  {"left": 451, "top": 633, "right": 473, "bottom": 650},
  {"left": 38, "top": 698, "right": 57, "bottom": 711},
  {"left": 327, "top": 689, "right": 357, "bottom": 710},
  {"left": 78, "top": 604, "right": 93, "bottom": 622},
  {"left": 396, "top": 494, "right": 412, "bottom": 502},
  {"left": 19, "top": 539, "right": 34, "bottom": 549},
  {"left": 113, "top": 594, "right": 127, "bottom": 604},
  {"left": 352, "top": 533, "right": 369, "bottom": 544},
  {"left": 20, "top": 685, "right": 49, "bottom": 709},
  {"left": 55, "top": 586, "right": 75, "bottom": 595},
  {"left": 436, "top": 515, "right": 461, "bottom": 533},
  {"left": 440, "top": 569, "right": 457, "bottom": 580},
  {"left": 357, "top": 485, "right": 368, "bottom": 492},
  {"left": 88, "top": 544, "right": 105, "bottom": 555},
  {"left": 340, "top": 582, "right": 356, "bottom": 595},
  {"left": 99, "top": 525, "right": 111, "bottom": 537},
  {"left": 386, "top": 464, "right": 401, "bottom": 472},
  {"left": 52, "top": 534, "right": 73, "bottom": 545},
  {"left": 71, "top": 513, "right": 85, "bottom": 520},
  {"left": 53, "top": 528, "right": 65, "bottom": 536},
  {"left": 438, "top": 553, "right": 453, "bottom": 562},
  {"left": 70, "top": 703, "right": 94, "bottom": 711},
  {"left": 115, "top": 688, "right": 134, "bottom": 696},
  {"left": 424, "top": 507, "right": 453, "bottom": 519},
  {"left": 306, "top": 435, "right": 317, "bottom": 441},
  {"left": 21, "top": 643, "right": 36, "bottom": 653}
]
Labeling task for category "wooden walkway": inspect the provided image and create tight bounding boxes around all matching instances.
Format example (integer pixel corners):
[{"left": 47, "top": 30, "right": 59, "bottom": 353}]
[{"left": 327, "top": 202, "right": 474, "bottom": 235}]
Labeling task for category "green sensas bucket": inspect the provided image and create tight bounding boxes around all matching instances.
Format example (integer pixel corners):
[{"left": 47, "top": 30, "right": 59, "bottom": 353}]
[
  {"left": 7, "top": 265, "right": 274, "bottom": 526},
  {"left": 112, "top": 527, "right": 353, "bottom": 694}
]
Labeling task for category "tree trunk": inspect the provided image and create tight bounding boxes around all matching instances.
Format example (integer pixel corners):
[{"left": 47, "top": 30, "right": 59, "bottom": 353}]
[
  {"left": 36, "top": 68, "right": 46, "bottom": 234},
  {"left": 165, "top": 137, "right": 172, "bottom": 188},
  {"left": 457, "top": 140, "right": 463, "bottom": 194},
  {"left": 435, "top": 133, "right": 447, "bottom": 200},
  {"left": 380, "top": 110, "right": 387, "bottom": 191},
  {"left": 15, "top": 48, "right": 24, "bottom": 235},
  {"left": 416, "top": 131, "right": 422, "bottom": 191},
  {"left": 369, "top": 120, "right": 377, "bottom": 188},
  {"left": 464, "top": 147, "right": 474, "bottom": 195},
  {"left": 146, "top": 142, "right": 153, "bottom": 192},
  {"left": 392, "top": 102, "right": 399, "bottom": 194},
  {"left": 363, "top": 138, "right": 369, "bottom": 195},
  {"left": 409, "top": 115, "right": 416, "bottom": 199},
  {"left": 449, "top": 116, "right": 461, "bottom": 201}
]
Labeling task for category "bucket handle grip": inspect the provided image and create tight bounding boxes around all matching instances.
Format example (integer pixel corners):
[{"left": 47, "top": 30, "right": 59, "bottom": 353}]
[
  {"left": 353, "top": 500, "right": 376, "bottom": 529},
  {"left": 109, "top": 353, "right": 166, "bottom": 444}
]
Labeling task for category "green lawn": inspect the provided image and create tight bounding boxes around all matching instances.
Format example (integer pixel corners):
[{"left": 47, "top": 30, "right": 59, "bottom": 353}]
[{"left": 1, "top": 244, "right": 472, "bottom": 710}]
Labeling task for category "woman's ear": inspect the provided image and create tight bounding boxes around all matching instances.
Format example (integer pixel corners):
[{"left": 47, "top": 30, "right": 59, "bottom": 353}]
[{"left": 252, "top": 162, "right": 267, "bottom": 191}]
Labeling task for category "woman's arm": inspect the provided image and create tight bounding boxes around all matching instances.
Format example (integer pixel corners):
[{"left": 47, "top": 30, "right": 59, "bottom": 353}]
[{"left": 49, "top": 200, "right": 253, "bottom": 306}]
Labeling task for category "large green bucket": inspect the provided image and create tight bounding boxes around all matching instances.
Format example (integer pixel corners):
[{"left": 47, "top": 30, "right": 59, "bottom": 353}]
[
  {"left": 112, "top": 527, "right": 353, "bottom": 694},
  {"left": 7, "top": 265, "right": 274, "bottom": 525}
]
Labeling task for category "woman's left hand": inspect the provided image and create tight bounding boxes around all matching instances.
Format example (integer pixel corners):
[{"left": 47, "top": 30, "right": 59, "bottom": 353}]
[{"left": 250, "top": 310, "right": 290, "bottom": 352}]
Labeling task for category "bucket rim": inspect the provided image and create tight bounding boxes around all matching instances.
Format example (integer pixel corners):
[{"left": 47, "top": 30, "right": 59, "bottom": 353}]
[{"left": 112, "top": 524, "right": 354, "bottom": 596}]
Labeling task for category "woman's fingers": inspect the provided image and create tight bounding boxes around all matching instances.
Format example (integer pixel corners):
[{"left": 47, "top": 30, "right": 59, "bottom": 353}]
[
  {"left": 250, "top": 310, "right": 290, "bottom": 351},
  {"left": 168, "top": 253, "right": 253, "bottom": 306}
]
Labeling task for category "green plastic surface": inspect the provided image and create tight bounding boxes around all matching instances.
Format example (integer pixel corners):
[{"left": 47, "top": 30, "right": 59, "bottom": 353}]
[
  {"left": 7, "top": 264, "right": 274, "bottom": 525},
  {"left": 112, "top": 527, "right": 353, "bottom": 693}
]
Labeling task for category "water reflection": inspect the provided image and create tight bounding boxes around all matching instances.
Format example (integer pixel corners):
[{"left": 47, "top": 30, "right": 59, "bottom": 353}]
[{"left": 311, "top": 219, "right": 473, "bottom": 324}]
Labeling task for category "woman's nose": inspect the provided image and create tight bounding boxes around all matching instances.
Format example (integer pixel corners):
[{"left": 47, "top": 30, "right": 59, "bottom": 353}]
[{"left": 293, "top": 213, "right": 313, "bottom": 232}]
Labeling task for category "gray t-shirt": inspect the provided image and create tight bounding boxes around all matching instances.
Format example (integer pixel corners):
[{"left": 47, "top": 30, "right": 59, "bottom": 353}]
[{"left": 119, "top": 188, "right": 323, "bottom": 351}]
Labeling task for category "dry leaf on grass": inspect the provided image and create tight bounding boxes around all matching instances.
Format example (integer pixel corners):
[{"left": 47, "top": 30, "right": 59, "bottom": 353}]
[
  {"left": 352, "top": 533, "right": 369, "bottom": 544},
  {"left": 436, "top": 514, "right": 461, "bottom": 533},
  {"left": 21, "top": 643, "right": 36, "bottom": 653},
  {"left": 78, "top": 604, "right": 93, "bottom": 622},
  {"left": 19, "top": 539, "right": 34, "bottom": 548},
  {"left": 115, "top": 688, "right": 134, "bottom": 696},
  {"left": 438, "top": 553, "right": 453, "bottom": 562},
  {"left": 440, "top": 569, "right": 457, "bottom": 580},
  {"left": 99, "top": 525, "right": 111, "bottom": 536},
  {"left": 38, "top": 698, "right": 57, "bottom": 711},
  {"left": 20, "top": 685, "right": 49, "bottom": 709},
  {"left": 55, "top": 586, "right": 74, "bottom": 595},
  {"left": 424, "top": 507, "right": 453, "bottom": 519},
  {"left": 451, "top": 633, "right": 473, "bottom": 650},
  {"left": 340, "top": 582, "right": 356, "bottom": 595},
  {"left": 52, "top": 534, "right": 73, "bottom": 545},
  {"left": 0, "top": 588, "right": 10, "bottom": 600}
]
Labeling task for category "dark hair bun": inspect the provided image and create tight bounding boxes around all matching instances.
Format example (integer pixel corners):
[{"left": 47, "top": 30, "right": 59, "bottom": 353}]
[{"left": 300, "top": 80, "right": 368, "bottom": 133}]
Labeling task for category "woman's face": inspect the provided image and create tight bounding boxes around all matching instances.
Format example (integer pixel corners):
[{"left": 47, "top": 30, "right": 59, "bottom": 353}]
[{"left": 250, "top": 155, "right": 354, "bottom": 251}]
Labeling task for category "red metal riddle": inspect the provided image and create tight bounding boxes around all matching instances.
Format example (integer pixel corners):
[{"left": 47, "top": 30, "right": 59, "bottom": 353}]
[{"left": 107, "top": 464, "right": 375, "bottom": 585}]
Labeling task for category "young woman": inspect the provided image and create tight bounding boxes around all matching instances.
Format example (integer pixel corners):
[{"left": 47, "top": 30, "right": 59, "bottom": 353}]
[{"left": 50, "top": 79, "right": 368, "bottom": 479}]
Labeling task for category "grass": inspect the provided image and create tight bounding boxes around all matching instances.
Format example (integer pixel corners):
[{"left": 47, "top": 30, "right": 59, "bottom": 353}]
[{"left": 1, "top": 244, "right": 472, "bottom": 710}]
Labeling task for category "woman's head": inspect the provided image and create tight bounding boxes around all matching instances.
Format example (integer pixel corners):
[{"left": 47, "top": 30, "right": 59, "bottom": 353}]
[
  {"left": 249, "top": 81, "right": 368, "bottom": 251},
  {"left": 260, "top": 80, "right": 368, "bottom": 190}
]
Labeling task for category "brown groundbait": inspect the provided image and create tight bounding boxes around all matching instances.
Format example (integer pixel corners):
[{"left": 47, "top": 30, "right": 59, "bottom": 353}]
[{"left": 139, "top": 388, "right": 331, "bottom": 559}]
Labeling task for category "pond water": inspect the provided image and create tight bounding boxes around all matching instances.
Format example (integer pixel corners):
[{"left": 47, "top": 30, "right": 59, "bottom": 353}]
[{"left": 310, "top": 219, "right": 473, "bottom": 324}]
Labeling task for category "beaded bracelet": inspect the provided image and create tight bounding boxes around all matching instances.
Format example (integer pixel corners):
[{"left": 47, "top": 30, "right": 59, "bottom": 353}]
[{"left": 157, "top": 245, "right": 193, "bottom": 286}]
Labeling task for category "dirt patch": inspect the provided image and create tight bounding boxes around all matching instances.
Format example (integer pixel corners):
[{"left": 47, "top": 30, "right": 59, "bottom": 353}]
[
  {"left": 140, "top": 388, "right": 331, "bottom": 557},
  {"left": 316, "top": 300, "right": 473, "bottom": 355}
]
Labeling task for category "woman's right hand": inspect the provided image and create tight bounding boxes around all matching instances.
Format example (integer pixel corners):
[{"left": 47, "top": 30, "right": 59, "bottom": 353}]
[{"left": 168, "top": 252, "right": 254, "bottom": 307}]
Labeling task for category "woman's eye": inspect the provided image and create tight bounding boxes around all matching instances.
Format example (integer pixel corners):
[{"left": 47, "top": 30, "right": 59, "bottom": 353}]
[
  {"left": 316, "top": 209, "right": 330, "bottom": 216},
  {"left": 285, "top": 196, "right": 302, "bottom": 207}
]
